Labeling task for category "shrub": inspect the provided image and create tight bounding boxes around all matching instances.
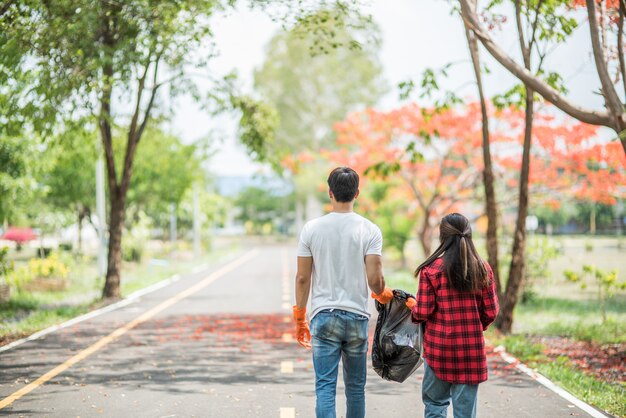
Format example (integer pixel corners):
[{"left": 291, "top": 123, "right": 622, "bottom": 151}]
[{"left": 5, "top": 252, "right": 69, "bottom": 292}]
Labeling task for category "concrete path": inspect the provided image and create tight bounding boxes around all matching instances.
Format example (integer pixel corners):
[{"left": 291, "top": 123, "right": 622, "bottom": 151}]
[{"left": 0, "top": 245, "right": 611, "bottom": 417}]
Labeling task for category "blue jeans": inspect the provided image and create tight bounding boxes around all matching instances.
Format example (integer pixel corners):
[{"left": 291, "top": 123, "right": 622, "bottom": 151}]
[
  {"left": 422, "top": 360, "right": 478, "bottom": 418},
  {"left": 311, "top": 309, "right": 369, "bottom": 418}
]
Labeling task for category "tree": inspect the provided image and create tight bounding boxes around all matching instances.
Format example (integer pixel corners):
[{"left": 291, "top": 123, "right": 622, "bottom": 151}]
[
  {"left": 455, "top": 0, "right": 581, "bottom": 333},
  {"left": 45, "top": 125, "right": 97, "bottom": 252},
  {"left": 5, "top": 1, "right": 274, "bottom": 298},
  {"left": 254, "top": 7, "right": 386, "bottom": 224},
  {"left": 234, "top": 186, "right": 295, "bottom": 234},
  {"left": 459, "top": 0, "right": 626, "bottom": 155},
  {"left": 362, "top": 180, "right": 418, "bottom": 269},
  {"left": 122, "top": 126, "right": 201, "bottom": 230},
  {"left": 0, "top": 137, "right": 36, "bottom": 227},
  {"left": 464, "top": 8, "right": 502, "bottom": 295},
  {"left": 331, "top": 104, "right": 485, "bottom": 256}
]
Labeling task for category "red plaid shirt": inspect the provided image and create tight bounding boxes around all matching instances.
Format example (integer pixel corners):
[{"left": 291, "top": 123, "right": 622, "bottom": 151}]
[{"left": 411, "top": 258, "right": 499, "bottom": 384}]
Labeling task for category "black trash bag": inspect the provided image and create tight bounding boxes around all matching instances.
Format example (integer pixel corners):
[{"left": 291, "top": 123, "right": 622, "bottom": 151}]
[{"left": 372, "top": 289, "right": 424, "bottom": 383}]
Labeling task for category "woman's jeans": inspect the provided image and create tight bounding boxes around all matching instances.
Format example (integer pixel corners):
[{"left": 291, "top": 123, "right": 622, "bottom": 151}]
[
  {"left": 422, "top": 360, "right": 478, "bottom": 418},
  {"left": 310, "top": 309, "right": 369, "bottom": 418}
]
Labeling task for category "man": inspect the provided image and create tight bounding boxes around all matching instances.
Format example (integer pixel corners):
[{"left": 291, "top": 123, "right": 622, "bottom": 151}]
[{"left": 292, "top": 166, "right": 394, "bottom": 418}]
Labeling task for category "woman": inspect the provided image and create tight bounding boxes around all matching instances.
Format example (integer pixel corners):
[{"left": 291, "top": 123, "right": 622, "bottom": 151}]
[{"left": 410, "top": 213, "right": 499, "bottom": 418}]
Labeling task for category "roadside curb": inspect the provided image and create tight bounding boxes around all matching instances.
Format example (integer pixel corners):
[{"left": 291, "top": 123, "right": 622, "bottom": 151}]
[
  {"left": 493, "top": 345, "right": 613, "bottom": 418},
  {"left": 0, "top": 271, "right": 187, "bottom": 354}
]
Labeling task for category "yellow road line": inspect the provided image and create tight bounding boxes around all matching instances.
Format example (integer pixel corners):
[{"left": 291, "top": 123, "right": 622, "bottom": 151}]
[
  {"left": 0, "top": 249, "right": 258, "bottom": 410},
  {"left": 280, "top": 361, "right": 294, "bottom": 374},
  {"left": 280, "top": 407, "right": 295, "bottom": 418}
]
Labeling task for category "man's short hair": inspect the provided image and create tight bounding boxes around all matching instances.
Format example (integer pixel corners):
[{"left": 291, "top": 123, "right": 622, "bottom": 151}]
[{"left": 327, "top": 167, "right": 359, "bottom": 202}]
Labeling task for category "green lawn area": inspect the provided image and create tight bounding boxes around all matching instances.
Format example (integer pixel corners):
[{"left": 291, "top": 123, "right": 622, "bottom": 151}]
[
  {"left": 0, "top": 239, "right": 241, "bottom": 344},
  {"left": 385, "top": 235, "right": 626, "bottom": 417}
]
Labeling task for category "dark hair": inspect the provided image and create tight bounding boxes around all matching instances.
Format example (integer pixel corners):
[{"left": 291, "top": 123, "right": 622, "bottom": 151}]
[
  {"left": 327, "top": 167, "right": 359, "bottom": 202},
  {"left": 414, "top": 213, "right": 489, "bottom": 292}
]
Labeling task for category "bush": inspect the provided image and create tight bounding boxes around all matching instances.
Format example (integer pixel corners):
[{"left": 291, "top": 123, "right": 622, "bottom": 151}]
[
  {"left": 122, "top": 242, "right": 143, "bottom": 262},
  {"left": 5, "top": 252, "right": 69, "bottom": 292}
]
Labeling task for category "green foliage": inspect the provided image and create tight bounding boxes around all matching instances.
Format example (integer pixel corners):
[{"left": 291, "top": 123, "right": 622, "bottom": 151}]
[
  {"left": 176, "top": 187, "right": 231, "bottom": 233},
  {"left": 235, "top": 186, "right": 295, "bottom": 234},
  {"left": 366, "top": 181, "right": 417, "bottom": 267},
  {"left": 5, "top": 252, "right": 70, "bottom": 292},
  {"left": 123, "top": 127, "right": 201, "bottom": 228},
  {"left": 399, "top": 61, "right": 466, "bottom": 118},
  {"left": 0, "top": 247, "right": 13, "bottom": 279},
  {"left": 522, "top": 237, "right": 562, "bottom": 303},
  {"left": 255, "top": 1, "right": 373, "bottom": 55},
  {"left": 231, "top": 95, "right": 279, "bottom": 167},
  {"left": 492, "top": 83, "right": 527, "bottom": 109},
  {"left": 254, "top": 7, "right": 385, "bottom": 165},
  {"left": 44, "top": 123, "right": 97, "bottom": 222},
  {"left": 14, "top": 0, "right": 230, "bottom": 121},
  {"left": 564, "top": 265, "right": 625, "bottom": 322},
  {"left": 0, "top": 137, "right": 38, "bottom": 224}
]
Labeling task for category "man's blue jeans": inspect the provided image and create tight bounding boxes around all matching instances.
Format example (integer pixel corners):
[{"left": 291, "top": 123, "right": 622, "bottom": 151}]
[
  {"left": 422, "top": 360, "right": 478, "bottom": 418},
  {"left": 311, "top": 309, "right": 368, "bottom": 418}
]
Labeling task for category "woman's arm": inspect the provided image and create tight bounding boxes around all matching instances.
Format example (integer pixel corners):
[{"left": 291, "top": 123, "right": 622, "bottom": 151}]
[
  {"left": 479, "top": 265, "right": 499, "bottom": 330},
  {"left": 411, "top": 268, "right": 436, "bottom": 323}
]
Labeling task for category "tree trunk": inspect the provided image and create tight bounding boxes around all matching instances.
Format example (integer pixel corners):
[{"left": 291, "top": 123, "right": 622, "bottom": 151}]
[
  {"left": 465, "top": 24, "right": 502, "bottom": 298},
  {"left": 590, "top": 203, "right": 596, "bottom": 234},
  {"left": 496, "top": 88, "right": 534, "bottom": 333},
  {"left": 399, "top": 244, "right": 407, "bottom": 270},
  {"left": 77, "top": 209, "right": 84, "bottom": 254},
  {"left": 418, "top": 219, "right": 433, "bottom": 258},
  {"left": 102, "top": 190, "right": 125, "bottom": 299}
]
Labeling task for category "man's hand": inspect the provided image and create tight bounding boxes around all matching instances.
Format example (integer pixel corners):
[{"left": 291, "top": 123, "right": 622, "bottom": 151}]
[
  {"left": 405, "top": 296, "right": 417, "bottom": 310},
  {"left": 371, "top": 287, "right": 394, "bottom": 304},
  {"left": 292, "top": 305, "right": 311, "bottom": 349}
]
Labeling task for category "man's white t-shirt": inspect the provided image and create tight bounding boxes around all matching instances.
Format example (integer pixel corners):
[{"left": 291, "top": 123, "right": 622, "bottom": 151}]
[{"left": 297, "top": 211, "right": 383, "bottom": 320}]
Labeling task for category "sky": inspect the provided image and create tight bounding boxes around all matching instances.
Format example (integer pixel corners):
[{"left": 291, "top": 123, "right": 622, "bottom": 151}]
[{"left": 169, "top": 0, "right": 605, "bottom": 177}]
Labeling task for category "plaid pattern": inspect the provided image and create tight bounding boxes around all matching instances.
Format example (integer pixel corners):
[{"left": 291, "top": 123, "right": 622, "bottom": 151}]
[{"left": 411, "top": 258, "right": 499, "bottom": 384}]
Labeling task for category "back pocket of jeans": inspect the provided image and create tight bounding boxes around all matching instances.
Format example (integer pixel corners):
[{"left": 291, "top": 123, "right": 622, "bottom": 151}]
[{"left": 312, "top": 313, "right": 338, "bottom": 340}]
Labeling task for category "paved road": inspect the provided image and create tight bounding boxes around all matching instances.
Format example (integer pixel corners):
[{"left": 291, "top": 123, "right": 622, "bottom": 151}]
[{"left": 0, "top": 245, "right": 610, "bottom": 417}]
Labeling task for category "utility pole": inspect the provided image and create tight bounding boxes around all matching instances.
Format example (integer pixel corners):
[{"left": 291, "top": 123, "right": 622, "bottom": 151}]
[
  {"left": 95, "top": 139, "right": 107, "bottom": 278},
  {"left": 193, "top": 184, "right": 201, "bottom": 257},
  {"left": 169, "top": 203, "right": 177, "bottom": 256}
]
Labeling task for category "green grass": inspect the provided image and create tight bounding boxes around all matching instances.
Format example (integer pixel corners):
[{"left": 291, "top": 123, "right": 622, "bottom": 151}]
[
  {"left": 0, "top": 293, "right": 93, "bottom": 341},
  {"left": 514, "top": 296, "right": 626, "bottom": 344},
  {"left": 491, "top": 333, "right": 626, "bottom": 418}
]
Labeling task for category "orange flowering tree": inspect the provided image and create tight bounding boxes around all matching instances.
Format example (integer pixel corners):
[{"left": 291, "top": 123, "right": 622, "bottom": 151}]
[
  {"left": 496, "top": 107, "right": 625, "bottom": 210},
  {"left": 325, "top": 102, "right": 625, "bottom": 258},
  {"left": 330, "top": 103, "right": 488, "bottom": 257}
]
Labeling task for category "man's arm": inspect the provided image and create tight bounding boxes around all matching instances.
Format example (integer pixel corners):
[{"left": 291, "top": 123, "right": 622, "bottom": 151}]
[
  {"left": 293, "top": 256, "right": 313, "bottom": 349},
  {"left": 295, "top": 256, "right": 313, "bottom": 308},
  {"left": 365, "top": 254, "right": 385, "bottom": 295}
]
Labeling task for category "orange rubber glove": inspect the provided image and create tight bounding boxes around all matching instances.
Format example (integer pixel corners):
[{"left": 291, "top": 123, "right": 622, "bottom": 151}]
[
  {"left": 371, "top": 287, "right": 394, "bottom": 304},
  {"left": 292, "top": 305, "right": 312, "bottom": 349},
  {"left": 405, "top": 297, "right": 417, "bottom": 310}
]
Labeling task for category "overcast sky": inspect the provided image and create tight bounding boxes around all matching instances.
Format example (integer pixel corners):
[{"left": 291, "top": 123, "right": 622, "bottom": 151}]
[{"left": 169, "top": 0, "right": 605, "bottom": 177}]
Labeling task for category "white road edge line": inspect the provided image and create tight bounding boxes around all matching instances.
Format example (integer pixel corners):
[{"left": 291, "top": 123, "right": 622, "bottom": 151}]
[
  {"left": 0, "top": 259, "right": 218, "bottom": 354},
  {"left": 493, "top": 345, "right": 610, "bottom": 418}
]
